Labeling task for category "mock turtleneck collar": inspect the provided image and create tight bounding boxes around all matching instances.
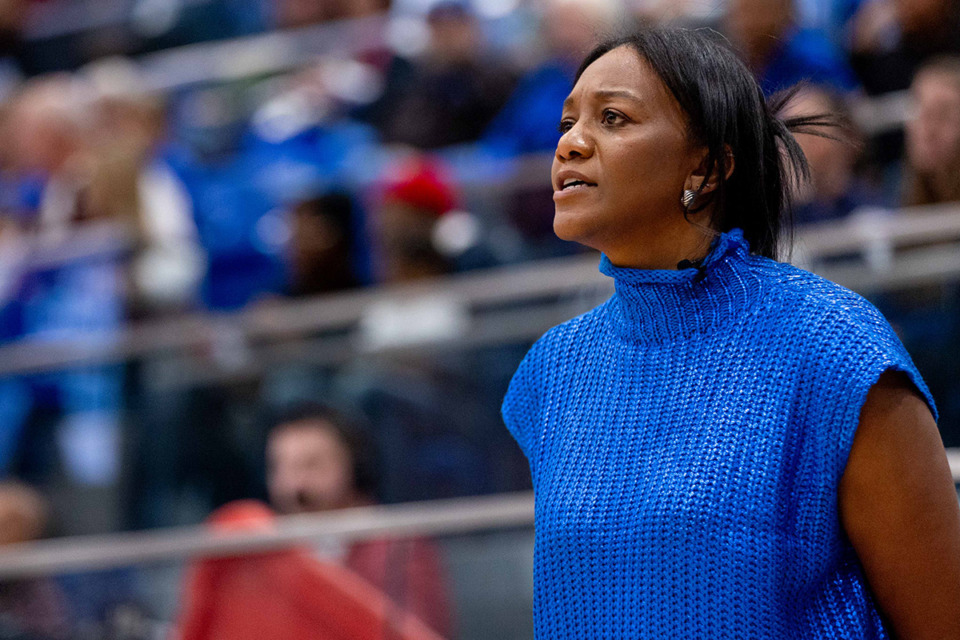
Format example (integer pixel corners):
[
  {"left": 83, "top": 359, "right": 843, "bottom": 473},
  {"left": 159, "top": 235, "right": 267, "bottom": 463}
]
[{"left": 599, "top": 229, "right": 761, "bottom": 343}]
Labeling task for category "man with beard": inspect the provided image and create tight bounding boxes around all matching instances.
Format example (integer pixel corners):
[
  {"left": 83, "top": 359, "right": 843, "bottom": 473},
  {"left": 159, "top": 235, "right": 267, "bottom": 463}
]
[{"left": 265, "top": 403, "right": 453, "bottom": 638}]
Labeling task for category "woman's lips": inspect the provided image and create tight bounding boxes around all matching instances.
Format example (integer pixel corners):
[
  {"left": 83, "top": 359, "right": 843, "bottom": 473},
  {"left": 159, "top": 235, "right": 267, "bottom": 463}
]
[{"left": 554, "top": 183, "right": 598, "bottom": 200}]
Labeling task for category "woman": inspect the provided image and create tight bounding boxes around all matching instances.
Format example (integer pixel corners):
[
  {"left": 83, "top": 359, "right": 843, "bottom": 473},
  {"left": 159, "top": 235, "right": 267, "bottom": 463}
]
[
  {"left": 502, "top": 28, "right": 960, "bottom": 639},
  {"left": 885, "top": 55, "right": 960, "bottom": 447},
  {"left": 904, "top": 56, "right": 960, "bottom": 206},
  {"left": 785, "top": 85, "right": 874, "bottom": 225}
]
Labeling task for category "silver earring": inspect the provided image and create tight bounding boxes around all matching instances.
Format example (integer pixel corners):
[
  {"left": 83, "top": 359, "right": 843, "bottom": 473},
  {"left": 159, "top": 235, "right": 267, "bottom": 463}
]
[{"left": 682, "top": 189, "right": 697, "bottom": 208}]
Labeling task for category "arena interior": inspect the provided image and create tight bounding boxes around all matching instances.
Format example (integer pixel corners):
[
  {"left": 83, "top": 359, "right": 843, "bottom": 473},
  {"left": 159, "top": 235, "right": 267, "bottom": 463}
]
[{"left": 0, "top": 0, "right": 957, "bottom": 638}]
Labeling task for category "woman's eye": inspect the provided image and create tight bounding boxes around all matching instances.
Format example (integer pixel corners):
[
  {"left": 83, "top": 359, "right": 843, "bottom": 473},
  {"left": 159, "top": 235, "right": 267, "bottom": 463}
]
[
  {"left": 557, "top": 119, "right": 574, "bottom": 134},
  {"left": 602, "top": 110, "right": 625, "bottom": 125}
]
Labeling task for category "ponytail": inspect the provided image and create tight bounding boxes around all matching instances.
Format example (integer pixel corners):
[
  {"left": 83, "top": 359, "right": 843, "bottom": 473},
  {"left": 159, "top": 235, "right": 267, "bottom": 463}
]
[{"left": 765, "top": 84, "right": 850, "bottom": 257}]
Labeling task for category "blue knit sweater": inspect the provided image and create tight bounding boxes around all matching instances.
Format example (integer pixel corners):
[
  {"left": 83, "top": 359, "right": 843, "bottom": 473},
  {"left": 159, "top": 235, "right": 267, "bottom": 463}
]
[{"left": 502, "top": 228, "right": 937, "bottom": 639}]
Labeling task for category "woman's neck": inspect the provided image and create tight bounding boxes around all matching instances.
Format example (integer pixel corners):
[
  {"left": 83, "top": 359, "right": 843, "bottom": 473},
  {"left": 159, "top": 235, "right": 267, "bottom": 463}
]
[
  {"left": 602, "top": 223, "right": 716, "bottom": 270},
  {"left": 599, "top": 228, "right": 758, "bottom": 344}
]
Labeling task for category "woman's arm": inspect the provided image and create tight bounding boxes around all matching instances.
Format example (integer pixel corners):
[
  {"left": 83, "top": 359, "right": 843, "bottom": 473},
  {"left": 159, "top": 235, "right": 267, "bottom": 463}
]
[{"left": 840, "top": 370, "right": 960, "bottom": 639}]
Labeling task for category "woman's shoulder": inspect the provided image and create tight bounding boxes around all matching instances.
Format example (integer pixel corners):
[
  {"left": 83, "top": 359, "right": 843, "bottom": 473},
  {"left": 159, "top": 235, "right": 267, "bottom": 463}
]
[
  {"left": 746, "top": 255, "right": 936, "bottom": 412},
  {"left": 739, "top": 255, "right": 921, "bottom": 371},
  {"left": 747, "top": 255, "right": 889, "bottom": 331}
]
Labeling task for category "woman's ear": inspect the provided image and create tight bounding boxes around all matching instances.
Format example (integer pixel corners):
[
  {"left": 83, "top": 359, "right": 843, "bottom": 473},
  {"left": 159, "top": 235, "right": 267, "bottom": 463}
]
[{"left": 684, "top": 145, "right": 735, "bottom": 195}]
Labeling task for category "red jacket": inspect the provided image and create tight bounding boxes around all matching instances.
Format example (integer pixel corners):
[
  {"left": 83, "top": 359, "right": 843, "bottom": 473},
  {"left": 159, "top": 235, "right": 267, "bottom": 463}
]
[{"left": 175, "top": 501, "right": 452, "bottom": 640}]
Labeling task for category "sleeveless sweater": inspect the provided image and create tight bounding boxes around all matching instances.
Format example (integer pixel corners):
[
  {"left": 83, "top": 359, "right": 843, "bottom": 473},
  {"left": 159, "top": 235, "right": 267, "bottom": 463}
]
[{"left": 502, "top": 228, "right": 937, "bottom": 639}]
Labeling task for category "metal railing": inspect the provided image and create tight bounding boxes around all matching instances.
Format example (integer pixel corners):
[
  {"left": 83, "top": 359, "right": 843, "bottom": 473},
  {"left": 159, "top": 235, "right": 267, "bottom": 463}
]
[
  {"left": 0, "top": 492, "right": 535, "bottom": 580},
  {"left": 0, "top": 455, "right": 957, "bottom": 582},
  {"left": 2, "top": 203, "right": 960, "bottom": 378},
  {"left": 25, "top": 7, "right": 389, "bottom": 92}
]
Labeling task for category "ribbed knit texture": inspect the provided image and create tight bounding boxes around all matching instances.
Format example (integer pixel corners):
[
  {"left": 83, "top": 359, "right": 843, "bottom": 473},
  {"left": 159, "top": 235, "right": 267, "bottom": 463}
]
[{"left": 502, "top": 228, "right": 937, "bottom": 639}]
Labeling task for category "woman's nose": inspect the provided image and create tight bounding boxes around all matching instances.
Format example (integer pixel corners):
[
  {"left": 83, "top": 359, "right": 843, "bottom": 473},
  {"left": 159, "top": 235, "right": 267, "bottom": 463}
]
[{"left": 556, "top": 123, "right": 592, "bottom": 160}]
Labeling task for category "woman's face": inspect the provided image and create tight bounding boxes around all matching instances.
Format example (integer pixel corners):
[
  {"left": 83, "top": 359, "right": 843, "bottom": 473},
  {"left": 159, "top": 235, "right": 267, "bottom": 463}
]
[
  {"left": 552, "top": 46, "right": 704, "bottom": 263},
  {"left": 906, "top": 70, "right": 960, "bottom": 175}
]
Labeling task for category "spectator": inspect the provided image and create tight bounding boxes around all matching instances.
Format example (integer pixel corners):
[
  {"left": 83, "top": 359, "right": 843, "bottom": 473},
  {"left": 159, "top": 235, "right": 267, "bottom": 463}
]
[
  {"left": 5, "top": 75, "right": 94, "bottom": 236},
  {"left": 176, "top": 501, "right": 446, "bottom": 640},
  {"left": 482, "top": 0, "right": 621, "bottom": 157},
  {"left": 6, "top": 68, "right": 205, "bottom": 316},
  {"left": 370, "top": 1, "right": 516, "bottom": 149},
  {"left": 0, "top": 481, "right": 72, "bottom": 639},
  {"left": 724, "top": 0, "right": 858, "bottom": 95},
  {"left": 185, "top": 64, "right": 378, "bottom": 310},
  {"left": 242, "top": 60, "right": 381, "bottom": 196},
  {"left": 286, "top": 191, "right": 361, "bottom": 295},
  {"left": 2, "top": 75, "right": 125, "bottom": 489},
  {"left": 478, "top": 0, "right": 621, "bottom": 260},
  {"left": 265, "top": 402, "right": 454, "bottom": 638},
  {"left": 788, "top": 0, "right": 867, "bottom": 42},
  {"left": 903, "top": 56, "right": 960, "bottom": 206},
  {"left": 785, "top": 85, "right": 878, "bottom": 223},
  {"left": 849, "top": 0, "right": 960, "bottom": 94},
  {"left": 369, "top": 156, "right": 460, "bottom": 284},
  {"left": 83, "top": 60, "right": 207, "bottom": 316},
  {"left": 873, "top": 55, "right": 960, "bottom": 449}
]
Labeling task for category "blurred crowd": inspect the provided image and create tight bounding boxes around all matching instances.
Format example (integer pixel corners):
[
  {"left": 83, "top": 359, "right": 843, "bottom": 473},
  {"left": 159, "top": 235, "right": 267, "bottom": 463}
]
[
  {"left": 0, "top": 0, "right": 957, "bottom": 500},
  {"left": 0, "top": 0, "right": 956, "bottom": 318},
  {"left": 0, "top": 0, "right": 954, "bottom": 297},
  {"left": 0, "top": 0, "right": 959, "bottom": 635}
]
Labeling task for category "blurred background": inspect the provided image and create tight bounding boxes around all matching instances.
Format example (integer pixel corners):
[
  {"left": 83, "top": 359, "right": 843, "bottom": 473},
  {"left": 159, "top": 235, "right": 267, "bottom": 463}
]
[{"left": 0, "top": 0, "right": 956, "bottom": 638}]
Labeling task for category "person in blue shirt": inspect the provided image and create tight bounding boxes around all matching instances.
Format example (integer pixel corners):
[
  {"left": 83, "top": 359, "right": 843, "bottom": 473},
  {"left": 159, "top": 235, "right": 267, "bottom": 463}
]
[
  {"left": 502, "top": 26, "right": 960, "bottom": 639},
  {"left": 169, "top": 77, "right": 379, "bottom": 310},
  {"left": 725, "top": 0, "right": 858, "bottom": 95},
  {"left": 785, "top": 84, "right": 883, "bottom": 224},
  {"left": 482, "top": 0, "right": 621, "bottom": 157}
]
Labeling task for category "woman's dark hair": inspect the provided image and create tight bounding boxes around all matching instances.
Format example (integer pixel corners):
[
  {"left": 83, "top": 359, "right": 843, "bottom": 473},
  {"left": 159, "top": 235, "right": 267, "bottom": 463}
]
[
  {"left": 576, "top": 28, "right": 840, "bottom": 259},
  {"left": 269, "top": 401, "right": 380, "bottom": 496}
]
